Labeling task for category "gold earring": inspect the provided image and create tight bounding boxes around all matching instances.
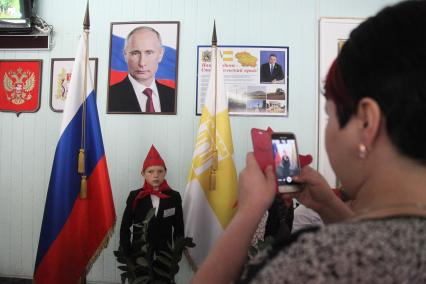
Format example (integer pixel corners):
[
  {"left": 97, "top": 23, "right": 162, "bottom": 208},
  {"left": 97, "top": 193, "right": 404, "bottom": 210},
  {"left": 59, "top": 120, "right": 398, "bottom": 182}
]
[{"left": 358, "top": 143, "right": 368, "bottom": 159}]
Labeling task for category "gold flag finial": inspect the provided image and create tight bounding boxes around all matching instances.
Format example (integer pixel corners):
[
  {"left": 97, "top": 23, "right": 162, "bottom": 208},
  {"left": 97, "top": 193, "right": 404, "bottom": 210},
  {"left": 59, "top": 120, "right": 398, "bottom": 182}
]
[
  {"left": 83, "top": 1, "right": 90, "bottom": 30},
  {"left": 212, "top": 20, "right": 217, "bottom": 47}
]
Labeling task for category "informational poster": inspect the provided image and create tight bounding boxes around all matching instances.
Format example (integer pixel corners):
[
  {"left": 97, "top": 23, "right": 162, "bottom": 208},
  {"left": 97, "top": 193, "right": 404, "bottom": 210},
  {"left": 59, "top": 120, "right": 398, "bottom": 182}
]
[{"left": 196, "top": 46, "right": 289, "bottom": 116}]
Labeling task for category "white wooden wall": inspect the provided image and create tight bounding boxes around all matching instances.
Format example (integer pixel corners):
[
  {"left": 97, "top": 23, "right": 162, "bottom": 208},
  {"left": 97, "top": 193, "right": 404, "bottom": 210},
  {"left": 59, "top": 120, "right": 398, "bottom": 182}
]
[{"left": 0, "top": 0, "right": 400, "bottom": 283}]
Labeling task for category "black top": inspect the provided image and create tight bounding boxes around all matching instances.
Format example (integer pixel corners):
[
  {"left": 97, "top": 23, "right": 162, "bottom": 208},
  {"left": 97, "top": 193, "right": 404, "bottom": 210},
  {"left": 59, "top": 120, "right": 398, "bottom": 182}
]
[{"left": 119, "top": 187, "right": 184, "bottom": 255}]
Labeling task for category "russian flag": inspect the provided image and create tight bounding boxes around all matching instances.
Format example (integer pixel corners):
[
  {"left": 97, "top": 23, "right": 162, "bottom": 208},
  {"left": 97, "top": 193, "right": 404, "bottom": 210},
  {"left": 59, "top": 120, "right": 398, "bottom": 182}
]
[
  {"left": 34, "top": 33, "right": 116, "bottom": 284},
  {"left": 273, "top": 142, "right": 281, "bottom": 167},
  {"left": 109, "top": 33, "right": 176, "bottom": 88}
]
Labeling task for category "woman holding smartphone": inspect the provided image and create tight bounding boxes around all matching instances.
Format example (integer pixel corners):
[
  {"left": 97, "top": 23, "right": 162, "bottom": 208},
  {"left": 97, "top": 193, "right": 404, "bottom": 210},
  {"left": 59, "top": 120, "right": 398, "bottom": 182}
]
[{"left": 192, "top": 1, "right": 426, "bottom": 283}]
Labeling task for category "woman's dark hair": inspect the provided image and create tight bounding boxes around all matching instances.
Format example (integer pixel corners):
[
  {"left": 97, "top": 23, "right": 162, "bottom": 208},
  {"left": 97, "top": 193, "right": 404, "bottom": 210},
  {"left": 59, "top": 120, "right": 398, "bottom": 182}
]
[{"left": 325, "top": 0, "right": 426, "bottom": 164}]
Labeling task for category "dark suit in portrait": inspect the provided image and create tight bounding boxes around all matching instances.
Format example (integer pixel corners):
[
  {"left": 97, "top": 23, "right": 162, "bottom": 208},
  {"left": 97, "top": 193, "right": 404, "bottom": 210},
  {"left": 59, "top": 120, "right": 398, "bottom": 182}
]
[
  {"left": 260, "top": 62, "right": 284, "bottom": 83},
  {"left": 107, "top": 76, "right": 176, "bottom": 113}
]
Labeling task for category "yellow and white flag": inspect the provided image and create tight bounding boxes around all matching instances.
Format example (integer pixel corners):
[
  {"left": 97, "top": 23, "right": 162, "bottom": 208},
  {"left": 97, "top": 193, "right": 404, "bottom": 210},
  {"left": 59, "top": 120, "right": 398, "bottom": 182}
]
[{"left": 183, "top": 48, "right": 238, "bottom": 267}]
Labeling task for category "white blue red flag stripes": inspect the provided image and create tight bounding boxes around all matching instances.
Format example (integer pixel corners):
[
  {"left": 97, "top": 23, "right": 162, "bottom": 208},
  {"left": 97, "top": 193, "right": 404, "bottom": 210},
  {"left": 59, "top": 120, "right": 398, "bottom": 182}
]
[{"left": 34, "top": 33, "right": 116, "bottom": 284}]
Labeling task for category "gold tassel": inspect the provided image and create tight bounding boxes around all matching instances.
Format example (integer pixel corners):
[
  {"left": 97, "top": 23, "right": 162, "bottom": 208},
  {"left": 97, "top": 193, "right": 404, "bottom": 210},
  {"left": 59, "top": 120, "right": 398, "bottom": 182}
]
[
  {"left": 78, "top": 148, "right": 85, "bottom": 174},
  {"left": 212, "top": 150, "right": 218, "bottom": 170},
  {"left": 80, "top": 175, "right": 87, "bottom": 199},
  {"left": 210, "top": 149, "right": 218, "bottom": 191},
  {"left": 210, "top": 170, "right": 216, "bottom": 191}
]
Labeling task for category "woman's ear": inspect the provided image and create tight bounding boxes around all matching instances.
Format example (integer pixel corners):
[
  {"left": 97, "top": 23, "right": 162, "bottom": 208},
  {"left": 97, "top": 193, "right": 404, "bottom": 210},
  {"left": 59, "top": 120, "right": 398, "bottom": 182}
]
[{"left": 356, "top": 97, "right": 382, "bottom": 149}]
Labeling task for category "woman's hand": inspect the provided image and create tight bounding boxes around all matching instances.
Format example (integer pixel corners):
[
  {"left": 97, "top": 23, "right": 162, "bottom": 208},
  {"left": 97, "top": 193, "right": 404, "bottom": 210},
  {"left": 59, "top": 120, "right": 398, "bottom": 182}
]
[
  {"left": 292, "top": 166, "right": 334, "bottom": 212},
  {"left": 292, "top": 166, "right": 354, "bottom": 223},
  {"left": 238, "top": 152, "right": 276, "bottom": 216}
]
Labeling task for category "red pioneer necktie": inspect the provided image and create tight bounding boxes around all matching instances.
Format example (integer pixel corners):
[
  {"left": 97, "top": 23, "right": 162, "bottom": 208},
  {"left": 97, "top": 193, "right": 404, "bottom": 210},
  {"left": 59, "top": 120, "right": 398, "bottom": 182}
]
[{"left": 131, "top": 180, "right": 171, "bottom": 211}]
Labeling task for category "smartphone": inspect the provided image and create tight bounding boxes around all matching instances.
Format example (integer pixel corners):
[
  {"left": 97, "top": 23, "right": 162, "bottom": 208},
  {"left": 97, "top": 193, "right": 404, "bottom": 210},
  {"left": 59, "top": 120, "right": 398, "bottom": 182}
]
[
  {"left": 271, "top": 132, "right": 301, "bottom": 193},
  {"left": 251, "top": 128, "right": 274, "bottom": 171}
]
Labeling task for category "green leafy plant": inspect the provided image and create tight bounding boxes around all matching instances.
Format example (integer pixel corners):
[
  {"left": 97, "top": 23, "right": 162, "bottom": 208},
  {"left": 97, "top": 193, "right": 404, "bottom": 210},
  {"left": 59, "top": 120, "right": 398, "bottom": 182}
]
[
  {"left": 114, "top": 208, "right": 155, "bottom": 284},
  {"left": 114, "top": 208, "right": 195, "bottom": 284},
  {"left": 153, "top": 237, "right": 195, "bottom": 282}
]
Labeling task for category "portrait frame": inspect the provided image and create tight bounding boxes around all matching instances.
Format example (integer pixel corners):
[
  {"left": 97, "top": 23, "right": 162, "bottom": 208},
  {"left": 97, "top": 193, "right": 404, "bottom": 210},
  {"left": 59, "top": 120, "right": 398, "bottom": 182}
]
[
  {"left": 49, "top": 58, "right": 98, "bottom": 112},
  {"left": 107, "top": 21, "right": 180, "bottom": 115},
  {"left": 0, "top": 59, "right": 42, "bottom": 116},
  {"left": 318, "top": 17, "right": 363, "bottom": 187}
]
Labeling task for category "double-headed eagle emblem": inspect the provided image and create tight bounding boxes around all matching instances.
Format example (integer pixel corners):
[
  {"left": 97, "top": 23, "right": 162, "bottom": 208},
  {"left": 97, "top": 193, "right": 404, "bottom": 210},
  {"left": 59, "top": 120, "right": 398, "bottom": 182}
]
[{"left": 3, "top": 67, "right": 35, "bottom": 105}]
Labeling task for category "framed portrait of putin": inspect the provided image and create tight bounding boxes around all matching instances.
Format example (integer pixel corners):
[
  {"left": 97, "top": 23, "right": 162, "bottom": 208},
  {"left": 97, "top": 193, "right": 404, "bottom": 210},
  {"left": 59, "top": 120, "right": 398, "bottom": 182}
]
[{"left": 107, "top": 21, "right": 179, "bottom": 114}]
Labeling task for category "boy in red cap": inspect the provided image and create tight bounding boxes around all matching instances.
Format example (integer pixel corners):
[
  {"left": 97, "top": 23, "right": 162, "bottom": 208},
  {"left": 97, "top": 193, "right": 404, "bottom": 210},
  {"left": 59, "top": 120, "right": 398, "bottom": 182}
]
[{"left": 119, "top": 145, "right": 184, "bottom": 282}]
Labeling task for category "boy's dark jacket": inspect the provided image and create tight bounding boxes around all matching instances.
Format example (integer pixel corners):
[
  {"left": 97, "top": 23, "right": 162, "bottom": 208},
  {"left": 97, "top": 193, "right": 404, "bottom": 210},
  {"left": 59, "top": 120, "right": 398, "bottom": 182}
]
[{"left": 120, "top": 187, "right": 184, "bottom": 255}]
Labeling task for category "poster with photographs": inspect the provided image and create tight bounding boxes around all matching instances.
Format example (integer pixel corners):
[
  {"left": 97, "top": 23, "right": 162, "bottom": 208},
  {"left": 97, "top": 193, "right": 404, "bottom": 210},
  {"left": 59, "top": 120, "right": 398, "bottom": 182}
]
[{"left": 196, "top": 46, "right": 289, "bottom": 116}]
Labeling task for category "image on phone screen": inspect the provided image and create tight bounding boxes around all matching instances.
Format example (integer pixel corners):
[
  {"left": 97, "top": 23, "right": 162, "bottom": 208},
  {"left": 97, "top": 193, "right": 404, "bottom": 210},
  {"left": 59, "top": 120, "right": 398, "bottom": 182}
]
[{"left": 271, "top": 133, "right": 300, "bottom": 187}]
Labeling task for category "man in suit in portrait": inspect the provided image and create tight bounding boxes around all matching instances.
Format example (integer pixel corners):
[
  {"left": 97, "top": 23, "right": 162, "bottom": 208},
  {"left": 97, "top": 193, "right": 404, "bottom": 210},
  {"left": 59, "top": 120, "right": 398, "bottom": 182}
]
[
  {"left": 108, "top": 26, "right": 176, "bottom": 113},
  {"left": 260, "top": 53, "right": 285, "bottom": 83}
]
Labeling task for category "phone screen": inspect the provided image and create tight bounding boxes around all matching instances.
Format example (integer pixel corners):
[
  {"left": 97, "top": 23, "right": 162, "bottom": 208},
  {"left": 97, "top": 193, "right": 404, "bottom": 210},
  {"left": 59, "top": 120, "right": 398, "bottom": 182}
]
[{"left": 271, "top": 132, "right": 300, "bottom": 192}]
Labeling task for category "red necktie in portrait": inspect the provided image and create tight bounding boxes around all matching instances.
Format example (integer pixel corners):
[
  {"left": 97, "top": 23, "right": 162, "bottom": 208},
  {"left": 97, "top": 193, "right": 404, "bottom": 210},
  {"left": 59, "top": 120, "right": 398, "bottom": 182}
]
[{"left": 143, "top": 88, "right": 155, "bottom": 112}]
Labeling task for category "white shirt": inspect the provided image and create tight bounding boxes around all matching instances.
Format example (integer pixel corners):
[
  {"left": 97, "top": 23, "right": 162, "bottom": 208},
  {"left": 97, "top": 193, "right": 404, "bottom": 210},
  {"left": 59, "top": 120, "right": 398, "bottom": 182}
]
[
  {"left": 150, "top": 194, "right": 160, "bottom": 216},
  {"left": 128, "top": 75, "right": 162, "bottom": 112},
  {"left": 292, "top": 204, "right": 324, "bottom": 233}
]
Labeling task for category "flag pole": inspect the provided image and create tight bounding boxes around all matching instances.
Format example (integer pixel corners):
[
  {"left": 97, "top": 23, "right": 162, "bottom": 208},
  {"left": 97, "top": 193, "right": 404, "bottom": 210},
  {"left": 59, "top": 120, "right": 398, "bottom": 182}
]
[
  {"left": 184, "top": 22, "right": 220, "bottom": 272},
  {"left": 210, "top": 21, "right": 218, "bottom": 191},
  {"left": 79, "top": 2, "right": 90, "bottom": 283},
  {"left": 78, "top": 1, "right": 90, "bottom": 199}
]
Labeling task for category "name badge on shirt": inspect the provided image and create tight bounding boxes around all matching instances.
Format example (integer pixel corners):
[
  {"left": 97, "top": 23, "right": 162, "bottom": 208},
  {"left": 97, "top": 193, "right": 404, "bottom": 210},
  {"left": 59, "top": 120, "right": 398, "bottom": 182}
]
[{"left": 163, "top": 207, "right": 175, "bottom": 218}]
